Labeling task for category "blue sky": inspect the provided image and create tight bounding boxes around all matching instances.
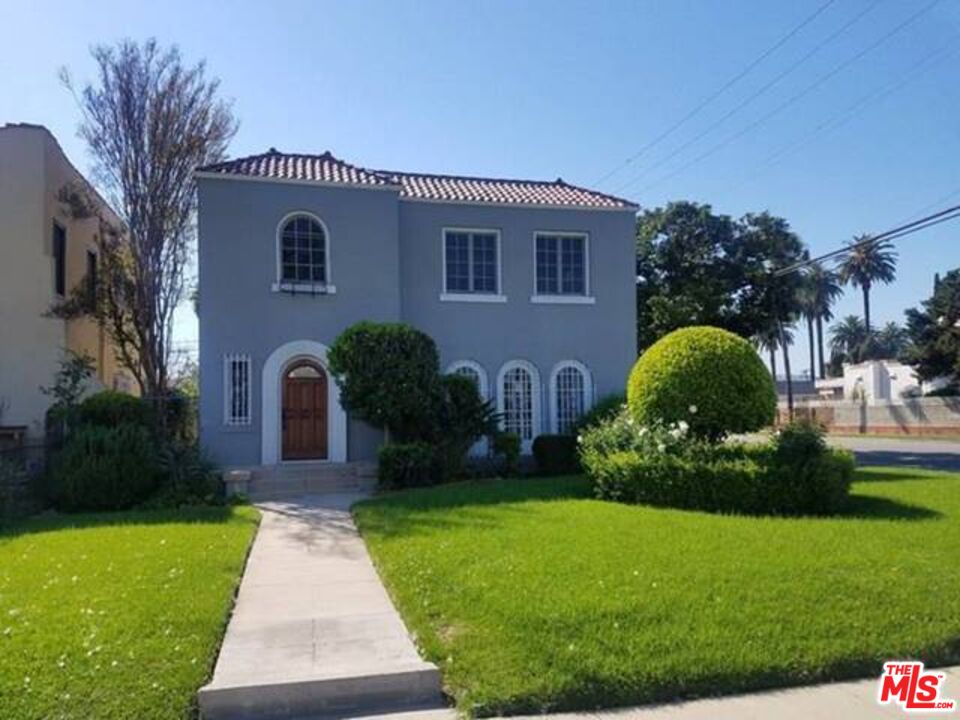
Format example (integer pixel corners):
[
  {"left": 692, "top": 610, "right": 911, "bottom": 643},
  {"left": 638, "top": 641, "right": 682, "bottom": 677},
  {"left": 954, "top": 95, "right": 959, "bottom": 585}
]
[{"left": 3, "top": 0, "right": 959, "bottom": 376}]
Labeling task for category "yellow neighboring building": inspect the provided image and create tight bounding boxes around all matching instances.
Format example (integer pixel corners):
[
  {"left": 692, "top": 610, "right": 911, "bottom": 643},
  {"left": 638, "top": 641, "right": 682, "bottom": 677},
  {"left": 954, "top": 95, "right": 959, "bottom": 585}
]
[{"left": 0, "top": 123, "right": 135, "bottom": 443}]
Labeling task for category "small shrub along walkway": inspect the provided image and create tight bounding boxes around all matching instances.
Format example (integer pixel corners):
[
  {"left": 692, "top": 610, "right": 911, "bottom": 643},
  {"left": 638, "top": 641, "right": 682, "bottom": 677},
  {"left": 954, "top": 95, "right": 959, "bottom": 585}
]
[
  {"left": 354, "top": 468, "right": 960, "bottom": 716},
  {"left": 0, "top": 506, "right": 258, "bottom": 720}
]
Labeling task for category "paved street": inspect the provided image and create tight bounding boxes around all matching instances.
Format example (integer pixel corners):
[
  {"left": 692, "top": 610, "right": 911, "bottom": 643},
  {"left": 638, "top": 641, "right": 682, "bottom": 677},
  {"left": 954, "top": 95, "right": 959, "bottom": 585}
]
[{"left": 828, "top": 435, "right": 960, "bottom": 471}]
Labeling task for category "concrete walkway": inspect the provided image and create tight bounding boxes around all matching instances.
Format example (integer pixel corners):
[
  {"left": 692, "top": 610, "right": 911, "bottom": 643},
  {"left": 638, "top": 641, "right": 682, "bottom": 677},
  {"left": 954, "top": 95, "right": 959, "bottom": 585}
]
[
  {"left": 198, "top": 493, "right": 442, "bottom": 720},
  {"left": 505, "top": 666, "right": 960, "bottom": 719},
  {"left": 363, "top": 667, "right": 960, "bottom": 720}
]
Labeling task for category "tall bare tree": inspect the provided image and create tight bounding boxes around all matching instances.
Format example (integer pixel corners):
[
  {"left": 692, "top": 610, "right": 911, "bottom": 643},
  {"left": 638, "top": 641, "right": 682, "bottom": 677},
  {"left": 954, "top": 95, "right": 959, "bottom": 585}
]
[{"left": 55, "top": 39, "right": 236, "bottom": 400}]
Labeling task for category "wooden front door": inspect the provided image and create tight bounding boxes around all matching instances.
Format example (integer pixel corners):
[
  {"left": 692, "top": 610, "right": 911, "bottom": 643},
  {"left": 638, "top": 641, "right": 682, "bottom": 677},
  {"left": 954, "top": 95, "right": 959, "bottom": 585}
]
[{"left": 282, "top": 361, "right": 328, "bottom": 460}]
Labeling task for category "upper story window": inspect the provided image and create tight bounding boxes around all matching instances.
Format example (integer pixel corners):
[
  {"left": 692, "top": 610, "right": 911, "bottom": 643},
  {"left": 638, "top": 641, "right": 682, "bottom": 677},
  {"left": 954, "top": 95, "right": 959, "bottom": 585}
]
[
  {"left": 86, "top": 250, "right": 98, "bottom": 306},
  {"left": 533, "top": 232, "right": 594, "bottom": 304},
  {"left": 441, "top": 228, "right": 505, "bottom": 303},
  {"left": 53, "top": 222, "right": 66, "bottom": 296},
  {"left": 274, "top": 212, "right": 336, "bottom": 294}
]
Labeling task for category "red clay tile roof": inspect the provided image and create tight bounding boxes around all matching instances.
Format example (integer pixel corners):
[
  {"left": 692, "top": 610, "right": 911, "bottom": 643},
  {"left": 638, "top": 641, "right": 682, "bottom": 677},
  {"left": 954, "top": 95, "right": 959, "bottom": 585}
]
[
  {"left": 198, "top": 149, "right": 637, "bottom": 210},
  {"left": 198, "top": 149, "right": 392, "bottom": 187}
]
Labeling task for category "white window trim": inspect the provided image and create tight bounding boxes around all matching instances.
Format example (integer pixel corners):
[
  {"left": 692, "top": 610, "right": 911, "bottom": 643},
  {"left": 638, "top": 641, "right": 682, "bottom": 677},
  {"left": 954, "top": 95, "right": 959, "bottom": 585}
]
[
  {"left": 440, "top": 226, "right": 504, "bottom": 301},
  {"left": 549, "top": 360, "right": 594, "bottom": 434},
  {"left": 496, "top": 359, "right": 542, "bottom": 453},
  {"left": 223, "top": 353, "right": 252, "bottom": 426},
  {"left": 274, "top": 211, "right": 334, "bottom": 294},
  {"left": 531, "top": 231, "right": 593, "bottom": 302},
  {"left": 261, "top": 339, "right": 348, "bottom": 464},
  {"left": 446, "top": 360, "right": 490, "bottom": 400},
  {"left": 440, "top": 292, "right": 507, "bottom": 303}
]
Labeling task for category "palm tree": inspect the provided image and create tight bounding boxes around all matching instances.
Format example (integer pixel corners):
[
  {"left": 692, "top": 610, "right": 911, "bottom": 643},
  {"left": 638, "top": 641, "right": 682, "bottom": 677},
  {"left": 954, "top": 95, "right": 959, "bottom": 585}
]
[
  {"left": 829, "top": 315, "right": 868, "bottom": 366},
  {"left": 875, "top": 321, "right": 908, "bottom": 359},
  {"left": 837, "top": 236, "right": 897, "bottom": 333},
  {"left": 753, "top": 327, "right": 781, "bottom": 379},
  {"left": 798, "top": 278, "right": 817, "bottom": 381},
  {"left": 805, "top": 263, "right": 843, "bottom": 379}
]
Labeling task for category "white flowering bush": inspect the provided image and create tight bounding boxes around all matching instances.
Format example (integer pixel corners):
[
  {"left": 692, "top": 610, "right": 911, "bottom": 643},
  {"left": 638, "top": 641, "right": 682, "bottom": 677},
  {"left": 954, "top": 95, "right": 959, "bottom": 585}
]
[
  {"left": 579, "top": 408, "right": 855, "bottom": 515},
  {"left": 578, "top": 405, "right": 695, "bottom": 464}
]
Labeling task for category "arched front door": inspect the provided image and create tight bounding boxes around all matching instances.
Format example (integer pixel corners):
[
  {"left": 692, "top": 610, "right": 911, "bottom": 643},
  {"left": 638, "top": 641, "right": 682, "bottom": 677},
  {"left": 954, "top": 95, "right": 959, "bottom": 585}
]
[{"left": 282, "top": 360, "right": 328, "bottom": 460}]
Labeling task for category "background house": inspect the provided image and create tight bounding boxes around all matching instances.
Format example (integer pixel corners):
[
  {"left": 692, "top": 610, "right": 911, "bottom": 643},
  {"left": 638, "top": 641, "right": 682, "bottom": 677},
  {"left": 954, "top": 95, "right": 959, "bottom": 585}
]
[{"left": 0, "top": 123, "right": 134, "bottom": 445}]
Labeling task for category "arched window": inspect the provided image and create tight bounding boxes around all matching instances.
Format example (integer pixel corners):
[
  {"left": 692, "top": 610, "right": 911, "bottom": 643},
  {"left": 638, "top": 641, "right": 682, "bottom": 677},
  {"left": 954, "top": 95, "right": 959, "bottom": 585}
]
[
  {"left": 278, "top": 213, "right": 328, "bottom": 285},
  {"left": 446, "top": 360, "right": 489, "bottom": 400},
  {"left": 497, "top": 360, "right": 541, "bottom": 450},
  {"left": 550, "top": 361, "right": 593, "bottom": 434}
]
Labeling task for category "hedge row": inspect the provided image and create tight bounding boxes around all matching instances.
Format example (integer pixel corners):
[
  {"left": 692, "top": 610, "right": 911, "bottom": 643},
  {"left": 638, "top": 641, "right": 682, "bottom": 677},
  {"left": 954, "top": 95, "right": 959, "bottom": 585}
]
[{"left": 587, "top": 444, "right": 854, "bottom": 516}]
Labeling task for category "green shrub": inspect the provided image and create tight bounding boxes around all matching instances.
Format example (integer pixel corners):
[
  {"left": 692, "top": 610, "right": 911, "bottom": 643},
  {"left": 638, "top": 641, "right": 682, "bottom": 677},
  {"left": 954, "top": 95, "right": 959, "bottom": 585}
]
[
  {"left": 49, "top": 423, "right": 160, "bottom": 511},
  {"left": 572, "top": 393, "right": 626, "bottom": 434},
  {"left": 378, "top": 442, "right": 437, "bottom": 489},
  {"left": 78, "top": 390, "right": 154, "bottom": 429},
  {"left": 588, "top": 443, "right": 853, "bottom": 517},
  {"left": 432, "top": 374, "right": 499, "bottom": 481},
  {"left": 492, "top": 432, "right": 521, "bottom": 476},
  {"left": 581, "top": 411, "right": 853, "bottom": 516},
  {"left": 328, "top": 322, "right": 441, "bottom": 441},
  {"left": 151, "top": 442, "right": 223, "bottom": 507},
  {"left": 532, "top": 434, "right": 580, "bottom": 475},
  {"left": 627, "top": 326, "right": 776, "bottom": 441}
]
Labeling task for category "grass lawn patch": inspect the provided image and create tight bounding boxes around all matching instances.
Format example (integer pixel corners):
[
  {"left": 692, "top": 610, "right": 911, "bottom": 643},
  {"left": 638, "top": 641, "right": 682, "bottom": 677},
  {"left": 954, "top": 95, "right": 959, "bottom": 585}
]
[
  {"left": 0, "top": 506, "right": 259, "bottom": 719},
  {"left": 354, "top": 468, "right": 960, "bottom": 716}
]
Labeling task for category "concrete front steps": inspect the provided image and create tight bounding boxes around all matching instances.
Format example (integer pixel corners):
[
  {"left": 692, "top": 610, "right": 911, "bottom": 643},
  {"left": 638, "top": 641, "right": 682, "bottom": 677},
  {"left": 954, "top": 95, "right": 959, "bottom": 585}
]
[{"left": 225, "top": 461, "right": 378, "bottom": 501}]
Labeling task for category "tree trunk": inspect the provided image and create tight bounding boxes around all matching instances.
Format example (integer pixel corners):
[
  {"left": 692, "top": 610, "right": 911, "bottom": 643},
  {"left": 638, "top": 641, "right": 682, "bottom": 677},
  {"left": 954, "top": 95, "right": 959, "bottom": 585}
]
[
  {"left": 807, "top": 315, "right": 815, "bottom": 381},
  {"left": 779, "top": 320, "right": 794, "bottom": 422},
  {"left": 816, "top": 315, "right": 825, "bottom": 379},
  {"left": 863, "top": 283, "right": 871, "bottom": 334},
  {"left": 769, "top": 348, "right": 776, "bottom": 380}
]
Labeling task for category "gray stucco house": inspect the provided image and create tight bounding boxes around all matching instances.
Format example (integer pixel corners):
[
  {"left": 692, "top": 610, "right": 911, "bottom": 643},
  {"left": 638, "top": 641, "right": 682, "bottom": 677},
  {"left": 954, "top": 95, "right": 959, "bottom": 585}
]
[{"left": 196, "top": 149, "right": 637, "bottom": 468}]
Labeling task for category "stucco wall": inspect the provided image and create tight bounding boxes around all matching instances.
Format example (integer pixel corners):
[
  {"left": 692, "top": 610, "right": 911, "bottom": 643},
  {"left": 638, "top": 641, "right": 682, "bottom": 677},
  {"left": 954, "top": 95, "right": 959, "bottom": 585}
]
[
  {"left": 197, "top": 175, "right": 637, "bottom": 467},
  {"left": 0, "top": 125, "right": 136, "bottom": 441},
  {"left": 197, "top": 176, "right": 401, "bottom": 466},
  {"left": 398, "top": 200, "right": 637, "bottom": 423},
  {"left": 0, "top": 128, "right": 60, "bottom": 439}
]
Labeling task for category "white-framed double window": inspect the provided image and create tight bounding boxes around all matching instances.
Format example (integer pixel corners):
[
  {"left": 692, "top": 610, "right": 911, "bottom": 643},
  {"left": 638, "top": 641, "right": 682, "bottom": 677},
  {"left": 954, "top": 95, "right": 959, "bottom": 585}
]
[
  {"left": 532, "top": 232, "right": 594, "bottom": 304},
  {"left": 441, "top": 228, "right": 505, "bottom": 302},
  {"left": 273, "top": 212, "right": 336, "bottom": 294},
  {"left": 497, "top": 360, "right": 541, "bottom": 450},
  {"left": 223, "top": 353, "right": 252, "bottom": 426},
  {"left": 550, "top": 360, "right": 593, "bottom": 434}
]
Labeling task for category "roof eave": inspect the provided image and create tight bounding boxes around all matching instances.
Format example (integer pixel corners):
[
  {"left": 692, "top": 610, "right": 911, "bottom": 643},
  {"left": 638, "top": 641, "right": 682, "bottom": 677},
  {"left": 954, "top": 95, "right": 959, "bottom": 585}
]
[{"left": 193, "top": 170, "right": 404, "bottom": 192}]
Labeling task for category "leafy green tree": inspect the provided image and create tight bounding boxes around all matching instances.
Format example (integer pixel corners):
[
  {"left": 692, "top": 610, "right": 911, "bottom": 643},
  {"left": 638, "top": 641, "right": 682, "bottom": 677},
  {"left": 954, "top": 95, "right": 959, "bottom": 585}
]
[
  {"left": 902, "top": 269, "right": 960, "bottom": 384},
  {"left": 636, "top": 202, "right": 808, "bottom": 356},
  {"left": 738, "top": 213, "right": 806, "bottom": 414},
  {"left": 327, "top": 322, "right": 442, "bottom": 441},
  {"left": 837, "top": 236, "right": 897, "bottom": 334}
]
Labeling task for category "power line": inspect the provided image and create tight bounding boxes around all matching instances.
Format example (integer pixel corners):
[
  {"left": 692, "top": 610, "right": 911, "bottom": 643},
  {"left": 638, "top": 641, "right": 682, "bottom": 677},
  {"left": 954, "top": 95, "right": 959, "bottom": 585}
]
[
  {"left": 726, "top": 38, "right": 958, "bottom": 195},
  {"left": 621, "top": 0, "right": 941, "bottom": 196},
  {"left": 615, "top": 0, "right": 881, "bottom": 190},
  {"left": 773, "top": 203, "right": 960, "bottom": 277},
  {"left": 593, "top": 0, "right": 838, "bottom": 186}
]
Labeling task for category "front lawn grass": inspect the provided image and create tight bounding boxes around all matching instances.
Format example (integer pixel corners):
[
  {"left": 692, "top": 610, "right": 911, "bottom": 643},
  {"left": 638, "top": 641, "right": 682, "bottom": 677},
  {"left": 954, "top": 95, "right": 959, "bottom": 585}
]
[
  {"left": 0, "top": 506, "right": 259, "bottom": 719},
  {"left": 354, "top": 468, "right": 960, "bottom": 716}
]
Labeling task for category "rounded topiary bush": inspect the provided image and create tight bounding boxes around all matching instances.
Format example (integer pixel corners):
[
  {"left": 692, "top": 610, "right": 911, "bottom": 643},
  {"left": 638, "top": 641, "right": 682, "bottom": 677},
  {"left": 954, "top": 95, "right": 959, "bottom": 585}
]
[{"left": 628, "top": 326, "right": 776, "bottom": 441}]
